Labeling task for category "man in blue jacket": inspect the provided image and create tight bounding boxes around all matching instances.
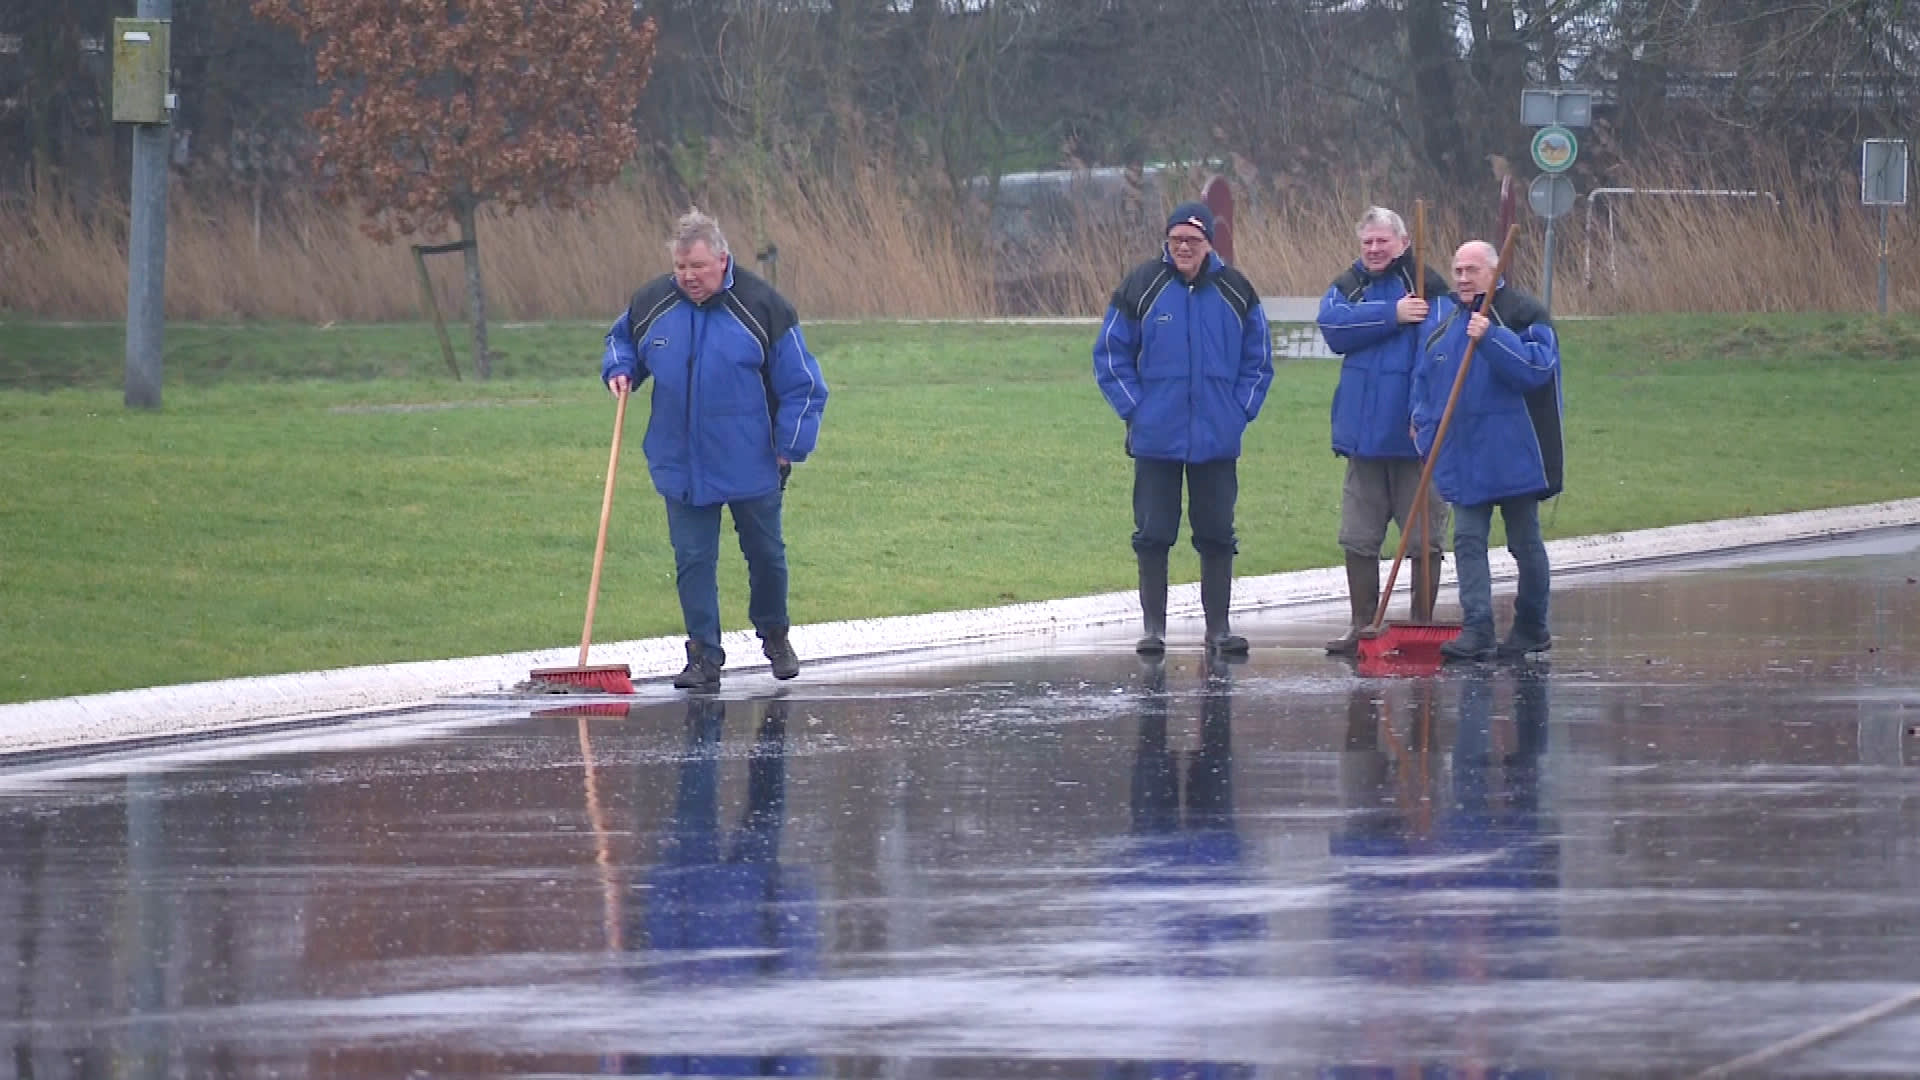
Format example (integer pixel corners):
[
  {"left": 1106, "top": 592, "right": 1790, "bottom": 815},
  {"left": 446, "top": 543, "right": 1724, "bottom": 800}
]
[
  {"left": 1094, "top": 202, "right": 1274, "bottom": 656},
  {"left": 1412, "top": 240, "right": 1563, "bottom": 662},
  {"left": 604, "top": 208, "right": 829, "bottom": 689},
  {"left": 1317, "top": 207, "right": 1453, "bottom": 655}
]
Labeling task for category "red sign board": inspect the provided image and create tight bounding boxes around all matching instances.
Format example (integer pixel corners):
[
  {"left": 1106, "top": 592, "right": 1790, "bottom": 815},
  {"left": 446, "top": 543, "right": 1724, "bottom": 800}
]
[{"left": 1202, "top": 175, "right": 1235, "bottom": 265}]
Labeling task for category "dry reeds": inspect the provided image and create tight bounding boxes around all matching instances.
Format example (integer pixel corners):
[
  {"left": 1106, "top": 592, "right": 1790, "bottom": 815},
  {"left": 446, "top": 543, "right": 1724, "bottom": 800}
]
[
  {"left": 1570, "top": 154, "right": 1911, "bottom": 313},
  {"left": 2, "top": 152, "right": 1911, "bottom": 321}
]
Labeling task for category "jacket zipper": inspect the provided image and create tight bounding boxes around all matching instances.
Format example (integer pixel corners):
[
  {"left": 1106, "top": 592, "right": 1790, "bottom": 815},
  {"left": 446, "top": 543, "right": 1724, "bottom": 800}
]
[
  {"left": 1186, "top": 279, "right": 1198, "bottom": 456},
  {"left": 685, "top": 306, "right": 701, "bottom": 502}
]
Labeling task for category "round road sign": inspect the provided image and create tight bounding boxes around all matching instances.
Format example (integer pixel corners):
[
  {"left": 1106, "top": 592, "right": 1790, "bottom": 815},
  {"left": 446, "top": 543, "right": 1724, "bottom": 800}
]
[
  {"left": 1527, "top": 173, "right": 1576, "bottom": 219},
  {"left": 1530, "top": 125, "right": 1578, "bottom": 173}
]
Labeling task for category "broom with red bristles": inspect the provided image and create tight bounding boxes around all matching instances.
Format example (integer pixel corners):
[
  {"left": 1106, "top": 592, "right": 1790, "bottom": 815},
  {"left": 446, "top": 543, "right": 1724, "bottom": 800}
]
[
  {"left": 529, "top": 388, "right": 637, "bottom": 695},
  {"left": 1357, "top": 221, "right": 1522, "bottom": 669}
]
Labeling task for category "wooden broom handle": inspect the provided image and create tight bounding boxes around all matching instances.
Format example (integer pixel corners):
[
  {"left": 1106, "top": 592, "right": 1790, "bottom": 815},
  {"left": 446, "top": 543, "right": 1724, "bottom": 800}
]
[
  {"left": 578, "top": 388, "right": 629, "bottom": 666},
  {"left": 1413, "top": 199, "right": 1427, "bottom": 301},
  {"left": 1413, "top": 198, "right": 1429, "bottom": 588}
]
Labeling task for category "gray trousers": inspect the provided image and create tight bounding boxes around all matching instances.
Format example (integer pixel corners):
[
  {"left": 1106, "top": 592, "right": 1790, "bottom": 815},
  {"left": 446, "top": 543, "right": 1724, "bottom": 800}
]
[{"left": 1337, "top": 456, "right": 1447, "bottom": 558}]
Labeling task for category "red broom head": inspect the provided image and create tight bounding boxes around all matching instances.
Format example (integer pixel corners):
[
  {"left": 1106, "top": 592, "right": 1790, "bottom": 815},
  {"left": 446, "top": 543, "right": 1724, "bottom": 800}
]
[
  {"left": 1355, "top": 629, "right": 1394, "bottom": 662},
  {"left": 526, "top": 664, "right": 636, "bottom": 695},
  {"left": 1379, "top": 621, "right": 1462, "bottom": 644},
  {"left": 1355, "top": 622, "right": 1462, "bottom": 668}
]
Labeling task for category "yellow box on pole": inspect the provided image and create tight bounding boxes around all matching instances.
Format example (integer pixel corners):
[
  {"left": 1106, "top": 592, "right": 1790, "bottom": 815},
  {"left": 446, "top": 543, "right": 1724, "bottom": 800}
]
[{"left": 112, "top": 18, "right": 172, "bottom": 125}]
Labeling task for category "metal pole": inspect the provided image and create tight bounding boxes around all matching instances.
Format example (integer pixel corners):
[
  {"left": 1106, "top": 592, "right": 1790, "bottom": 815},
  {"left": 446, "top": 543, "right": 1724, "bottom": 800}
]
[
  {"left": 1879, "top": 204, "right": 1891, "bottom": 316},
  {"left": 1541, "top": 215, "right": 1557, "bottom": 312},
  {"left": 125, "top": 0, "right": 172, "bottom": 409}
]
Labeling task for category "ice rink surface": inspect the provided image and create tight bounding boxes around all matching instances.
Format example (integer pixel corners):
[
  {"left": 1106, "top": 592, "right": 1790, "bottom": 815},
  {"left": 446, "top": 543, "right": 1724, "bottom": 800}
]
[{"left": 4, "top": 529, "right": 1919, "bottom": 1077}]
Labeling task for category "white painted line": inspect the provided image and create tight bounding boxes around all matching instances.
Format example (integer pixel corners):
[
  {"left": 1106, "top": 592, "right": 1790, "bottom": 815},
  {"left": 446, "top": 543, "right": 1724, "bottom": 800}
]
[{"left": 3, "top": 498, "right": 1918, "bottom": 758}]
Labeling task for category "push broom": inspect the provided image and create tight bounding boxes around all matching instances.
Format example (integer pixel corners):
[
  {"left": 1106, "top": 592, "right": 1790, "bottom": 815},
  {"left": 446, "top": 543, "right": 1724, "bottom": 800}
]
[
  {"left": 1357, "top": 222, "right": 1522, "bottom": 671},
  {"left": 529, "top": 388, "right": 637, "bottom": 694}
]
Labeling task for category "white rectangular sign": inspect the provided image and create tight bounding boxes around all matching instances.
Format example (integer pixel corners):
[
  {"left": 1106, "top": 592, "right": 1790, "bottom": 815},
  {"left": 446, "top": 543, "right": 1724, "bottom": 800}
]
[{"left": 1863, "top": 139, "right": 1908, "bottom": 206}]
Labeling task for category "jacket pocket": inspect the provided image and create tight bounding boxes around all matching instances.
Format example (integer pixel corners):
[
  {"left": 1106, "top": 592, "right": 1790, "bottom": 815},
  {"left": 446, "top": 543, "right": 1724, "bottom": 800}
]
[
  {"left": 1199, "top": 375, "right": 1248, "bottom": 459},
  {"left": 697, "top": 411, "right": 780, "bottom": 501},
  {"left": 1128, "top": 390, "right": 1180, "bottom": 458}
]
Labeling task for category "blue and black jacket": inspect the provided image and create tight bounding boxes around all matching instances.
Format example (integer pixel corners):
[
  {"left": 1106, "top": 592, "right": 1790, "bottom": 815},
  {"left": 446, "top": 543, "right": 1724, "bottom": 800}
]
[
  {"left": 602, "top": 261, "right": 829, "bottom": 507},
  {"left": 1411, "top": 284, "right": 1564, "bottom": 507},
  {"left": 1318, "top": 251, "right": 1452, "bottom": 460},
  {"left": 1092, "top": 249, "right": 1273, "bottom": 464}
]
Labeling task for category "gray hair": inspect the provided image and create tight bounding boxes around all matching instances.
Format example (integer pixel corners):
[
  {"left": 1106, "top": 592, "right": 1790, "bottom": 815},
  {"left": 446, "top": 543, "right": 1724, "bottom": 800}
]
[
  {"left": 669, "top": 206, "right": 729, "bottom": 258},
  {"left": 1355, "top": 206, "right": 1407, "bottom": 239}
]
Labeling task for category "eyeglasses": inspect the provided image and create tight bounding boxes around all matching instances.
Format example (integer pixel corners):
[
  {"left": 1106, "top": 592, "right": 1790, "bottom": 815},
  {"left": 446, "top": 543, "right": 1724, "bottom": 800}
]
[{"left": 1167, "top": 235, "right": 1208, "bottom": 250}]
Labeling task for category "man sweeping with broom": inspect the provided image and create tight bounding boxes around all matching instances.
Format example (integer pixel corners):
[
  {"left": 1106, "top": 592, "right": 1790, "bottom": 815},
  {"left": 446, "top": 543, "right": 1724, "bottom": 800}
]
[{"left": 603, "top": 208, "right": 829, "bottom": 690}]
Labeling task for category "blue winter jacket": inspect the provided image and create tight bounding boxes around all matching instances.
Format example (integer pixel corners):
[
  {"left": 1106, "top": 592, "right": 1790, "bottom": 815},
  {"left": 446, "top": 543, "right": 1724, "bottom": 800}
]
[
  {"left": 1318, "top": 252, "right": 1452, "bottom": 460},
  {"left": 1092, "top": 250, "right": 1273, "bottom": 463},
  {"left": 1411, "top": 285, "right": 1564, "bottom": 507},
  {"left": 602, "top": 261, "right": 828, "bottom": 507}
]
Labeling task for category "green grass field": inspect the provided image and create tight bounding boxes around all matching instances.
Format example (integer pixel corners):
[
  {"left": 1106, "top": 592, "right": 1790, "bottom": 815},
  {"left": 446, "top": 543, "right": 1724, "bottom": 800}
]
[{"left": 3, "top": 314, "right": 1917, "bottom": 703}]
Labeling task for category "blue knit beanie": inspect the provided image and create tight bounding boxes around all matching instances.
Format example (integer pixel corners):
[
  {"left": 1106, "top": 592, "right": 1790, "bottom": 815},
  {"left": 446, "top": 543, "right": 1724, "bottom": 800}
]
[{"left": 1165, "top": 201, "right": 1215, "bottom": 241}]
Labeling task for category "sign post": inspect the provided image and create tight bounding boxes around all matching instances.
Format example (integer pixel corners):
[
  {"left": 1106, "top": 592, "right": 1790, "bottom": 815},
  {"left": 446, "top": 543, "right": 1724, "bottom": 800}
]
[
  {"left": 114, "top": 6, "right": 175, "bottom": 409},
  {"left": 1527, "top": 175, "right": 1576, "bottom": 310},
  {"left": 1862, "top": 139, "right": 1908, "bottom": 316},
  {"left": 1520, "top": 89, "right": 1590, "bottom": 312}
]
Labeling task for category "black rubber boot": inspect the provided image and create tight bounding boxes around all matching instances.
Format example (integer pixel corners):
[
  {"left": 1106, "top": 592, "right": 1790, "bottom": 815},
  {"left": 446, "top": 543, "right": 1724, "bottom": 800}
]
[
  {"left": 1326, "top": 552, "right": 1381, "bottom": 655},
  {"left": 1440, "top": 622, "right": 1496, "bottom": 663},
  {"left": 1136, "top": 551, "right": 1169, "bottom": 655},
  {"left": 672, "top": 640, "right": 725, "bottom": 689},
  {"left": 761, "top": 629, "right": 800, "bottom": 680},
  {"left": 1496, "top": 622, "right": 1553, "bottom": 659},
  {"left": 1200, "top": 552, "right": 1249, "bottom": 655},
  {"left": 1410, "top": 552, "right": 1443, "bottom": 623}
]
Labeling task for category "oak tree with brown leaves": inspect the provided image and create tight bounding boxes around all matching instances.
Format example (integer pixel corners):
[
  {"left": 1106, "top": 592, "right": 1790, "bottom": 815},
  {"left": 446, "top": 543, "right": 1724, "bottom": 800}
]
[{"left": 254, "top": 0, "right": 657, "bottom": 378}]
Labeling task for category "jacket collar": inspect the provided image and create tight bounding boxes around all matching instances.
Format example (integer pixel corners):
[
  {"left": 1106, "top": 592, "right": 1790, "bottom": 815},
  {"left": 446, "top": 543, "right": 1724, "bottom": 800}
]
[{"left": 1352, "top": 250, "right": 1417, "bottom": 288}]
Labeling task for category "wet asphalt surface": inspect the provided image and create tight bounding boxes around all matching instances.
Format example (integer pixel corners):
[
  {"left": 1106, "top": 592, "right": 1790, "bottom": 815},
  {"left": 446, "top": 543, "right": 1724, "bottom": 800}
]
[{"left": 4, "top": 532, "right": 1920, "bottom": 1078}]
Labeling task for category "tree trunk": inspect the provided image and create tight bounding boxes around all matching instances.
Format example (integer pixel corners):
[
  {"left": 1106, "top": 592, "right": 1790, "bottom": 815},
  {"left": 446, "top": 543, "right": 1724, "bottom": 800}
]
[
  {"left": 1618, "top": 0, "right": 1688, "bottom": 150},
  {"left": 1482, "top": 0, "right": 1529, "bottom": 165},
  {"left": 457, "top": 201, "right": 491, "bottom": 380},
  {"left": 1524, "top": 0, "right": 1563, "bottom": 88},
  {"left": 1406, "top": 0, "right": 1474, "bottom": 185}
]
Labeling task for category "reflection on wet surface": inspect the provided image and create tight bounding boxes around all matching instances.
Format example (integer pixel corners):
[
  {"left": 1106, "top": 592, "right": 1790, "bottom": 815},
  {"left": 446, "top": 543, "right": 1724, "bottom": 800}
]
[{"left": 4, "top": 533, "right": 1920, "bottom": 1077}]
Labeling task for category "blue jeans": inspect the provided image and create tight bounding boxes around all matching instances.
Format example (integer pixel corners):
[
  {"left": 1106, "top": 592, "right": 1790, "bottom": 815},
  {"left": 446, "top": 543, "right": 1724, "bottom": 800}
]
[
  {"left": 663, "top": 492, "right": 788, "bottom": 651},
  {"left": 1452, "top": 498, "right": 1549, "bottom": 634}
]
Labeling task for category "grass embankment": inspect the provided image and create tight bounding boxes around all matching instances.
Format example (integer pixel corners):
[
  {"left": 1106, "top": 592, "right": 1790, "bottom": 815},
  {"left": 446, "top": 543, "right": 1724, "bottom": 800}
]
[{"left": 2, "top": 314, "right": 1917, "bottom": 703}]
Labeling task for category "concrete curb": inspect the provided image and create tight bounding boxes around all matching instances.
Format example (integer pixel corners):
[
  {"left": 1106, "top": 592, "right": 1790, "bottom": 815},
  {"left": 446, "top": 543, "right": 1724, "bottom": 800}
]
[{"left": 5, "top": 497, "right": 1918, "bottom": 757}]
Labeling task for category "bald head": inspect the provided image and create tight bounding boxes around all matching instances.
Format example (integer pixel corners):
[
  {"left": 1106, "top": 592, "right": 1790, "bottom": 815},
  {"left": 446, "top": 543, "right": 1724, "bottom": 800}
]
[{"left": 1452, "top": 240, "right": 1500, "bottom": 300}]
